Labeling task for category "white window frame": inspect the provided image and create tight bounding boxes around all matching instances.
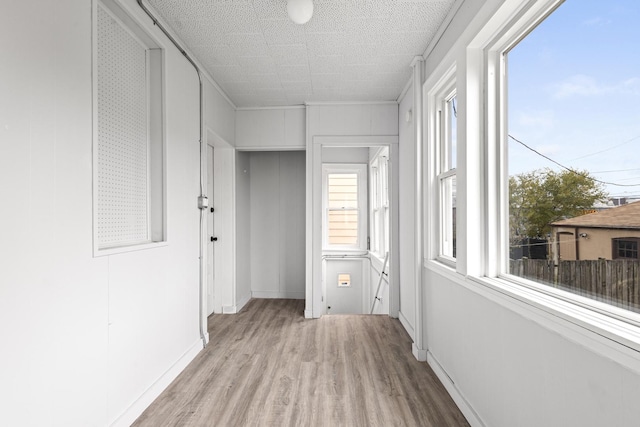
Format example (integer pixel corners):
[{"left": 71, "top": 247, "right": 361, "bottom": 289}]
[
  {"left": 370, "top": 147, "right": 389, "bottom": 259},
  {"left": 475, "top": 0, "right": 640, "bottom": 346},
  {"left": 93, "top": 0, "right": 166, "bottom": 257},
  {"left": 322, "top": 164, "right": 368, "bottom": 253},
  {"left": 427, "top": 67, "right": 457, "bottom": 267}
]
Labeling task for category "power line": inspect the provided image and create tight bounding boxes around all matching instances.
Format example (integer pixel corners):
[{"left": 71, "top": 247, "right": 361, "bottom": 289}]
[
  {"left": 570, "top": 134, "right": 640, "bottom": 161},
  {"left": 592, "top": 168, "right": 640, "bottom": 174},
  {"left": 508, "top": 134, "right": 640, "bottom": 187}
]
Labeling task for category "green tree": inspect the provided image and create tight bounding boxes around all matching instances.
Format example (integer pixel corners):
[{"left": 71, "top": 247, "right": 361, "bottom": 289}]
[{"left": 509, "top": 168, "right": 607, "bottom": 242}]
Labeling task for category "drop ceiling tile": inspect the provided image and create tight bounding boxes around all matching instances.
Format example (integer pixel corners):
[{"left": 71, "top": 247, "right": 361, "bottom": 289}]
[
  {"left": 278, "top": 65, "right": 311, "bottom": 82},
  {"left": 311, "top": 74, "right": 343, "bottom": 89},
  {"left": 282, "top": 81, "right": 313, "bottom": 92},
  {"left": 252, "top": 0, "right": 289, "bottom": 20},
  {"left": 308, "top": 55, "right": 345, "bottom": 74},
  {"left": 343, "top": 65, "right": 376, "bottom": 82},
  {"left": 197, "top": 50, "right": 240, "bottom": 67},
  {"left": 388, "top": 1, "right": 452, "bottom": 32},
  {"left": 260, "top": 19, "right": 307, "bottom": 46},
  {"left": 268, "top": 44, "right": 309, "bottom": 66},
  {"left": 306, "top": 33, "right": 352, "bottom": 56},
  {"left": 242, "top": 73, "right": 282, "bottom": 87},
  {"left": 209, "top": 66, "right": 248, "bottom": 83},
  {"left": 236, "top": 55, "right": 277, "bottom": 69},
  {"left": 219, "top": 33, "right": 270, "bottom": 56},
  {"left": 341, "top": 46, "right": 381, "bottom": 66}
]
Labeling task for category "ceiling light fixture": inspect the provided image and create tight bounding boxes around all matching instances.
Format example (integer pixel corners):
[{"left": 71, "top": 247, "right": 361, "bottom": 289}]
[{"left": 287, "top": 0, "right": 313, "bottom": 25}]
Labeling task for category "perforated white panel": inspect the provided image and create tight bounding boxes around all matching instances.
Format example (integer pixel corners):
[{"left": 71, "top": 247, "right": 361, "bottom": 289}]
[{"left": 97, "top": 5, "right": 149, "bottom": 248}]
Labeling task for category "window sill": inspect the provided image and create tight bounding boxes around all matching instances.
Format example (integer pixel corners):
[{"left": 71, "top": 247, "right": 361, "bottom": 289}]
[
  {"left": 322, "top": 250, "right": 369, "bottom": 260},
  {"left": 94, "top": 241, "right": 168, "bottom": 257}
]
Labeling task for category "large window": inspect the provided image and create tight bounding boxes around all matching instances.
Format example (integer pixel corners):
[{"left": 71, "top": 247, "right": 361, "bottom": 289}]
[
  {"left": 498, "top": 0, "right": 640, "bottom": 316},
  {"left": 322, "top": 164, "right": 367, "bottom": 251},
  {"left": 94, "top": 0, "right": 165, "bottom": 255},
  {"left": 439, "top": 94, "right": 457, "bottom": 260},
  {"left": 428, "top": 69, "right": 457, "bottom": 265},
  {"left": 370, "top": 147, "right": 390, "bottom": 258}
]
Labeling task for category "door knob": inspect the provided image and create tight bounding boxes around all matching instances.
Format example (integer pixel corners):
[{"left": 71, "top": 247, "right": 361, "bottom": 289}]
[{"left": 210, "top": 236, "right": 218, "bottom": 242}]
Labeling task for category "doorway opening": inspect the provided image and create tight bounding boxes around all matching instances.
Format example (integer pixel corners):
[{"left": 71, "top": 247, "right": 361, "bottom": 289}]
[{"left": 309, "top": 137, "right": 398, "bottom": 318}]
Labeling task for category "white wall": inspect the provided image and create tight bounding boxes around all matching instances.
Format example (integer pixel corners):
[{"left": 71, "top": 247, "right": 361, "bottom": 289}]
[
  {"left": 324, "top": 258, "right": 369, "bottom": 314},
  {"left": 235, "top": 151, "right": 252, "bottom": 312},
  {"left": 0, "top": 0, "right": 236, "bottom": 425},
  {"left": 204, "top": 80, "right": 235, "bottom": 147},
  {"left": 0, "top": 3, "right": 108, "bottom": 424},
  {"left": 249, "top": 151, "right": 306, "bottom": 299},
  {"left": 236, "top": 107, "right": 305, "bottom": 150},
  {"left": 426, "top": 268, "right": 640, "bottom": 427},
  {"left": 419, "top": 0, "right": 640, "bottom": 426},
  {"left": 307, "top": 104, "right": 398, "bottom": 137},
  {"left": 322, "top": 147, "right": 370, "bottom": 164},
  {"left": 398, "top": 85, "right": 416, "bottom": 338}
]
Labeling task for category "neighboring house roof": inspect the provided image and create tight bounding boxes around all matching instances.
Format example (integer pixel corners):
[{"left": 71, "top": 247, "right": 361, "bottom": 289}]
[{"left": 551, "top": 201, "right": 640, "bottom": 229}]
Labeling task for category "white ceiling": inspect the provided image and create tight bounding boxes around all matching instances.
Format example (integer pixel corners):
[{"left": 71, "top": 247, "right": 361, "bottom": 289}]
[{"left": 147, "top": 0, "right": 456, "bottom": 108}]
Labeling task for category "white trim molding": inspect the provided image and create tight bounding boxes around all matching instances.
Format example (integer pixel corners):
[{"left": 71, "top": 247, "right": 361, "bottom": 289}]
[
  {"left": 427, "top": 351, "right": 485, "bottom": 427},
  {"left": 109, "top": 339, "right": 203, "bottom": 427}
]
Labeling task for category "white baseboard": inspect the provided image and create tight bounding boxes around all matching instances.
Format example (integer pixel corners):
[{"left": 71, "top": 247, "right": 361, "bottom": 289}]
[
  {"left": 427, "top": 351, "right": 485, "bottom": 427},
  {"left": 222, "top": 293, "right": 252, "bottom": 314},
  {"left": 109, "top": 339, "right": 203, "bottom": 427},
  {"left": 412, "top": 343, "right": 427, "bottom": 361},
  {"left": 236, "top": 293, "right": 251, "bottom": 312},
  {"left": 398, "top": 311, "right": 415, "bottom": 340},
  {"left": 304, "top": 309, "right": 313, "bottom": 319},
  {"left": 251, "top": 291, "right": 305, "bottom": 299}
]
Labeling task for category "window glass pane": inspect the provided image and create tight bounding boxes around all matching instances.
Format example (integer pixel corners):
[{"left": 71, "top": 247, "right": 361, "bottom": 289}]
[
  {"left": 384, "top": 207, "right": 390, "bottom": 255},
  {"left": 327, "top": 172, "right": 359, "bottom": 246},
  {"left": 328, "top": 174, "right": 358, "bottom": 209},
  {"left": 448, "top": 96, "right": 457, "bottom": 171},
  {"left": 507, "top": 0, "right": 640, "bottom": 314},
  {"left": 328, "top": 210, "right": 358, "bottom": 245},
  {"left": 614, "top": 239, "right": 638, "bottom": 259},
  {"left": 372, "top": 211, "right": 380, "bottom": 252},
  {"left": 441, "top": 174, "right": 457, "bottom": 258}
]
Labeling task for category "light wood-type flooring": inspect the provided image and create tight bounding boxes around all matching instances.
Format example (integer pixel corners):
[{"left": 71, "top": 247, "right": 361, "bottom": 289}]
[{"left": 133, "top": 299, "right": 469, "bottom": 427}]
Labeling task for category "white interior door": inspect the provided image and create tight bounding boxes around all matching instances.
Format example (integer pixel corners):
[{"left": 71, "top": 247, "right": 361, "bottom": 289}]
[{"left": 206, "top": 145, "right": 215, "bottom": 316}]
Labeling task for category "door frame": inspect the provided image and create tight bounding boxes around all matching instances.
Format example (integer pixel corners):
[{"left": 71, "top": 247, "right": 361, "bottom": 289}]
[
  {"left": 206, "top": 144, "right": 215, "bottom": 316},
  {"left": 306, "top": 135, "right": 400, "bottom": 318},
  {"left": 204, "top": 127, "right": 236, "bottom": 316}
]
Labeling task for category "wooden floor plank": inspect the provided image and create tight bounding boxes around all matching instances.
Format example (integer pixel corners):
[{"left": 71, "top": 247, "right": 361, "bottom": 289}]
[{"left": 133, "top": 299, "right": 469, "bottom": 427}]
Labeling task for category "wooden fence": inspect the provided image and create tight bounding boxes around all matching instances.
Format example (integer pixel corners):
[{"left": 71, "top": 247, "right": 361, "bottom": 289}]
[{"left": 509, "top": 258, "right": 640, "bottom": 312}]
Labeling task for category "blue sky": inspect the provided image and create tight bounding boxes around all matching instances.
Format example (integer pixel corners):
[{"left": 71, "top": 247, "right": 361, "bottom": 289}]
[{"left": 508, "top": 0, "right": 640, "bottom": 198}]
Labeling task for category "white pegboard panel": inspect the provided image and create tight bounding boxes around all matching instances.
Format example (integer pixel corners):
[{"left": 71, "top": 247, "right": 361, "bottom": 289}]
[{"left": 97, "top": 5, "right": 149, "bottom": 248}]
